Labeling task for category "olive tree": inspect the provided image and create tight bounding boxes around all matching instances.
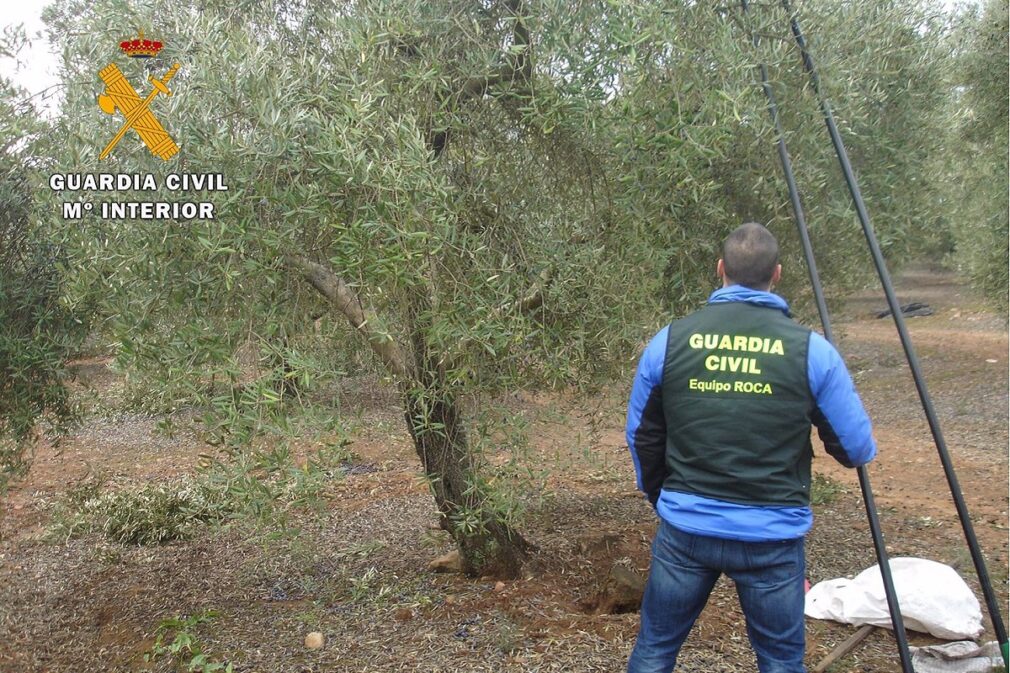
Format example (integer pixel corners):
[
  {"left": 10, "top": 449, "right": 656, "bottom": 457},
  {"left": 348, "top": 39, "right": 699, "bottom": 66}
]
[
  {"left": 0, "top": 32, "right": 85, "bottom": 489},
  {"left": 36, "top": 0, "right": 649, "bottom": 576},
  {"left": 542, "top": 0, "right": 960, "bottom": 317},
  {"left": 15, "top": 0, "right": 965, "bottom": 574},
  {"left": 946, "top": 0, "right": 1008, "bottom": 311}
]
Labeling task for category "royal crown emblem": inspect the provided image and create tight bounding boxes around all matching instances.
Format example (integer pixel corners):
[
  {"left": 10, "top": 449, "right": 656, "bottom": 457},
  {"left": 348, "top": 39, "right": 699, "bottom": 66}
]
[{"left": 119, "top": 29, "right": 163, "bottom": 59}]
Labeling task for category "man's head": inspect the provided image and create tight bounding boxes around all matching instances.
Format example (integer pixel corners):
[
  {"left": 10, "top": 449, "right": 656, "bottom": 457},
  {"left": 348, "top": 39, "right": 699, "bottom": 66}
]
[{"left": 717, "top": 222, "right": 782, "bottom": 291}]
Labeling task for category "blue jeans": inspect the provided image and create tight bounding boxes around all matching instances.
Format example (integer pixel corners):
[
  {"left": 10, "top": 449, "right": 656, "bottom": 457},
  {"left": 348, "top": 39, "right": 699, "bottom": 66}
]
[{"left": 627, "top": 519, "right": 808, "bottom": 673}]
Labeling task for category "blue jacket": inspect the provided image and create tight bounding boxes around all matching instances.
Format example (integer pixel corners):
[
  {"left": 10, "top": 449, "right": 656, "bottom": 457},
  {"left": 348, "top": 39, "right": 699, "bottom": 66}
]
[{"left": 626, "top": 285, "right": 876, "bottom": 541}]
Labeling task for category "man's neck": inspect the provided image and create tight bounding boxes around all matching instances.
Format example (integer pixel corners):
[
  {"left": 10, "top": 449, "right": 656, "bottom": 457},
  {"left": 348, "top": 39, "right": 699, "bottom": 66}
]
[{"left": 722, "top": 281, "right": 772, "bottom": 292}]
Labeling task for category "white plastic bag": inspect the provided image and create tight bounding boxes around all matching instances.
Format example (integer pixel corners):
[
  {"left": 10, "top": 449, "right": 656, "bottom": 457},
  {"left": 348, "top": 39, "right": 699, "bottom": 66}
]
[
  {"left": 804, "top": 557, "right": 983, "bottom": 640},
  {"left": 910, "top": 641, "right": 1004, "bottom": 673}
]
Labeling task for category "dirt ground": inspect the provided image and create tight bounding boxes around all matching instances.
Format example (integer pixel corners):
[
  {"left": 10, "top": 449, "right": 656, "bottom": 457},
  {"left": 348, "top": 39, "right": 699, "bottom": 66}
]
[{"left": 0, "top": 266, "right": 1006, "bottom": 672}]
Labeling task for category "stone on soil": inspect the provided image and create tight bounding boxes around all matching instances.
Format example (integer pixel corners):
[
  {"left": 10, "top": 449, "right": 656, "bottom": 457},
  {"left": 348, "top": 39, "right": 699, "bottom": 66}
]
[{"left": 428, "top": 549, "right": 462, "bottom": 573}]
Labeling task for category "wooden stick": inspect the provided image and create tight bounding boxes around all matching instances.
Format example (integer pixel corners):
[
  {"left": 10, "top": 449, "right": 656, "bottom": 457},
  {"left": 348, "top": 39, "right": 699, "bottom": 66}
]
[{"left": 813, "top": 625, "right": 876, "bottom": 673}]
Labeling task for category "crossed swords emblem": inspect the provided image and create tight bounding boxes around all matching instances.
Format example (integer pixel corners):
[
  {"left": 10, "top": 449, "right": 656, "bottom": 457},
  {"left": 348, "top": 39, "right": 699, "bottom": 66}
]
[{"left": 97, "top": 62, "right": 181, "bottom": 161}]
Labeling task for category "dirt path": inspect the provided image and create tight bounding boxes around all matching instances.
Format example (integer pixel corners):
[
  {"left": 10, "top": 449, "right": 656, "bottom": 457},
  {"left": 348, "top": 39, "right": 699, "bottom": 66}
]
[
  {"left": 825, "top": 266, "right": 1008, "bottom": 569},
  {"left": 0, "top": 266, "right": 1006, "bottom": 673}
]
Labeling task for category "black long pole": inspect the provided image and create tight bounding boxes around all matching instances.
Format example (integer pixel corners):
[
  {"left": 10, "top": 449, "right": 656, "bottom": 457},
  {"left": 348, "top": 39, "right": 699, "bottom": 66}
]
[
  {"left": 780, "top": 1, "right": 1008, "bottom": 664},
  {"left": 739, "top": 3, "right": 914, "bottom": 670}
]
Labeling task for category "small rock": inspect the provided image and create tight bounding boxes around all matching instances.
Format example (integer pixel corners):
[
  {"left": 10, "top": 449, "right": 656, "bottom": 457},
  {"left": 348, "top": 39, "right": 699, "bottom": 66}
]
[
  {"left": 428, "top": 549, "right": 462, "bottom": 573},
  {"left": 304, "top": 632, "right": 325, "bottom": 649},
  {"left": 394, "top": 607, "right": 413, "bottom": 621},
  {"left": 494, "top": 581, "right": 506, "bottom": 593}
]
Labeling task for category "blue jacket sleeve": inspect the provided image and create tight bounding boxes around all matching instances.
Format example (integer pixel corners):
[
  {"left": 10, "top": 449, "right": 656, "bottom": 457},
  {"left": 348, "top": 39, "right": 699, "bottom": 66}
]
[
  {"left": 626, "top": 326, "right": 669, "bottom": 505},
  {"left": 807, "top": 332, "right": 877, "bottom": 468}
]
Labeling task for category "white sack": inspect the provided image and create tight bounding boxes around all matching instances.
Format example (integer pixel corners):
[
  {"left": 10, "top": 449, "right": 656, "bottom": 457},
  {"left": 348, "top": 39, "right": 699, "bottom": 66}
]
[{"left": 804, "top": 557, "right": 983, "bottom": 640}]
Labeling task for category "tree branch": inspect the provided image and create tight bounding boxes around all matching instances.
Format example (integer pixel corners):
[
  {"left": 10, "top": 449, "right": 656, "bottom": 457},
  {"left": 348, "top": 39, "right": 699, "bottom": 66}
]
[
  {"left": 504, "top": 0, "right": 532, "bottom": 85},
  {"left": 285, "top": 255, "right": 410, "bottom": 380},
  {"left": 436, "top": 268, "right": 553, "bottom": 371},
  {"left": 505, "top": 266, "right": 551, "bottom": 315},
  {"left": 427, "top": 0, "right": 532, "bottom": 158}
]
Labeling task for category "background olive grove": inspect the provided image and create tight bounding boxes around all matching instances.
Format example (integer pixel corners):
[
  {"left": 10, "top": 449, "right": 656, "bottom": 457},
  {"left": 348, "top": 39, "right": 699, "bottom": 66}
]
[
  {"left": 946, "top": 0, "right": 1009, "bottom": 309},
  {"left": 0, "top": 0, "right": 1006, "bottom": 573}
]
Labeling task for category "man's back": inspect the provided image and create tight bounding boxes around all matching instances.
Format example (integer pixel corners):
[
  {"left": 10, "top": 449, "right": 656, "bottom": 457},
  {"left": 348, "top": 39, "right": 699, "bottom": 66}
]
[{"left": 660, "top": 296, "right": 814, "bottom": 508}]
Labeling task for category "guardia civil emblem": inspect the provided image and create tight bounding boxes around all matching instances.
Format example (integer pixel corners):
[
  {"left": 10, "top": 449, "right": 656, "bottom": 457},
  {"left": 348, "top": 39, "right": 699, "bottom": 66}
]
[{"left": 97, "top": 30, "right": 180, "bottom": 161}]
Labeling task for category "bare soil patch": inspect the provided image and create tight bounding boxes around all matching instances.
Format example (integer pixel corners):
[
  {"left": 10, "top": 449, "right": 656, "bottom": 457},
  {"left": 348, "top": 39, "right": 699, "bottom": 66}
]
[{"left": 0, "top": 267, "right": 1006, "bottom": 672}]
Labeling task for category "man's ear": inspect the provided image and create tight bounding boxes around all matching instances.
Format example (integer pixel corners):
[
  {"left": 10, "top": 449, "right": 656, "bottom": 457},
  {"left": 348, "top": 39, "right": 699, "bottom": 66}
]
[
  {"left": 771, "top": 264, "right": 782, "bottom": 286},
  {"left": 717, "top": 258, "right": 726, "bottom": 280}
]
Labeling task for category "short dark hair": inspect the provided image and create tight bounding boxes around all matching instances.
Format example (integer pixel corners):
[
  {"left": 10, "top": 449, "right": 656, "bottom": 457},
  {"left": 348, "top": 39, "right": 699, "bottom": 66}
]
[{"left": 722, "top": 222, "right": 779, "bottom": 289}]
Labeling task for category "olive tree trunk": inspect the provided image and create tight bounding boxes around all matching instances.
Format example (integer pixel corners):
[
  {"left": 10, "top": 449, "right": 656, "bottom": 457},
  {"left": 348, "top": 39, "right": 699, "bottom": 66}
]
[
  {"left": 286, "top": 254, "right": 530, "bottom": 577},
  {"left": 403, "top": 385, "right": 529, "bottom": 577}
]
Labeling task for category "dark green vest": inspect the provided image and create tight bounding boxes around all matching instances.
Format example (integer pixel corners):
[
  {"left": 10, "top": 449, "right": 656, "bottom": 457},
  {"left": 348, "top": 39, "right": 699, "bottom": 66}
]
[{"left": 661, "top": 301, "right": 815, "bottom": 507}]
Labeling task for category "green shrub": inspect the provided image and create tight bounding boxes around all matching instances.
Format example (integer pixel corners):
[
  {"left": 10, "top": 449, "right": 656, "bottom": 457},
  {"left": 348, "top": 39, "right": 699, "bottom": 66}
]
[
  {"left": 50, "top": 478, "right": 233, "bottom": 545},
  {"left": 810, "top": 473, "right": 845, "bottom": 506},
  {"left": 145, "top": 610, "right": 233, "bottom": 673},
  {"left": 48, "top": 441, "right": 354, "bottom": 544}
]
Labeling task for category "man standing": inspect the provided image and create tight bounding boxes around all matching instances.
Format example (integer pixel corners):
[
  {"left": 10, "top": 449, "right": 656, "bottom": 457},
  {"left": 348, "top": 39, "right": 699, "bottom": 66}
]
[{"left": 625, "top": 222, "right": 876, "bottom": 673}]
